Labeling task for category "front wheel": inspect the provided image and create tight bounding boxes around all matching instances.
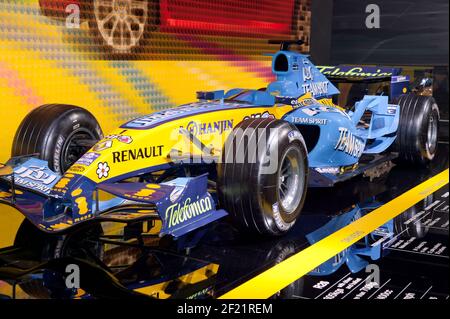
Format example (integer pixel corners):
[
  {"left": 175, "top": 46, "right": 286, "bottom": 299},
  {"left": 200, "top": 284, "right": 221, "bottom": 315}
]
[
  {"left": 394, "top": 93, "right": 440, "bottom": 165},
  {"left": 218, "top": 119, "right": 309, "bottom": 236},
  {"left": 12, "top": 104, "right": 102, "bottom": 174}
]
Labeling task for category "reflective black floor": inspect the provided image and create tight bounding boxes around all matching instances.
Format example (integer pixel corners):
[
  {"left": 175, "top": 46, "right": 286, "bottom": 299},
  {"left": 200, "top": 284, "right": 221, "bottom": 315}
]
[{"left": 0, "top": 145, "right": 448, "bottom": 300}]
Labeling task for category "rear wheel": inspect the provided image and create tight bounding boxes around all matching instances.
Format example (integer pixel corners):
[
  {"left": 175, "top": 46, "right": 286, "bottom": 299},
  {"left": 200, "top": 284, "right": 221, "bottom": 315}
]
[
  {"left": 12, "top": 104, "right": 102, "bottom": 174},
  {"left": 218, "top": 119, "right": 308, "bottom": 236},
  {"left": 394, "top": 94, "right": 440, "bottom": 165}
]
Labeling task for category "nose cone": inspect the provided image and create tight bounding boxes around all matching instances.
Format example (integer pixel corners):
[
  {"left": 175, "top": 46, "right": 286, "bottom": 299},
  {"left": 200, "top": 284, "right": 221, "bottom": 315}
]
[{"left": 62, "top": 126, "right": 171, "bottom": 188}]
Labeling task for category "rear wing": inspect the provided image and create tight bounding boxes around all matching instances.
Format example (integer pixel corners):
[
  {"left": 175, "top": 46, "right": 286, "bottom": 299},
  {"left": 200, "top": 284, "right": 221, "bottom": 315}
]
[
  {"left": 317, "top": 65, "right": 410, "bottom": 101},
  {"left": 317, "top": 65, "right": 402, "bottom": 82}
]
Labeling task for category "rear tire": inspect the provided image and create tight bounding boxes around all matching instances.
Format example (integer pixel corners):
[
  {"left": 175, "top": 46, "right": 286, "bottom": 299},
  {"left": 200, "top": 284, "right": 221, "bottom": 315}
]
[
  {"left": 218, "top": 119, "right": 308, "bottom": 236},
  {"left": 394, "top": 93, "right": 440, "bottom": 165},
  {"left": 12, "top": 104, "right": 102, "bottom": 174}
]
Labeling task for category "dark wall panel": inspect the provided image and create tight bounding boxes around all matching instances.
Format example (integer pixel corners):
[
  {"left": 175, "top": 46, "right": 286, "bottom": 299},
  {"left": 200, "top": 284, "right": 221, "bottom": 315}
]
[
  {"left": 310, "top": 0, "right": 333, "bottom": 65},
  {"left": 331, "top": 0, "right": 449, "bottom": 65}
]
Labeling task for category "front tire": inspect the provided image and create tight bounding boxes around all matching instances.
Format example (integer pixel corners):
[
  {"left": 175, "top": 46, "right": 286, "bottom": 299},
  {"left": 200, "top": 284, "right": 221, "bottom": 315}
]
[
  {"left": 12, "top": 104, "right": 102, "bottom": 174},
  {"left": 394, "top": 93, "right": 440, "bottom": 165},
  {"left": 218, "top": 119, "right": 308, "bottom": 236}
]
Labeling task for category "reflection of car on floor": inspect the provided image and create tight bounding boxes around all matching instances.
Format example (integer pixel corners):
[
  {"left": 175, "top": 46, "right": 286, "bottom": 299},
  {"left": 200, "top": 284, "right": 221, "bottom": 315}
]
[
  {"left": 13, "top": 251, "right": 220, "bottom": 299},
  {"left": 0, "top": 40, "right": 441, "bottom": 247},
  {"left": 38, "top": 0, "right": 296, "bottom": 51},
  {"left": 307, "top": 195, "right": 434, "bottom": 276},
  {"left": 1, "top": 193, "right": 434, "bottom": 299},
  {"left": 1, "top": 220, "right": 303, "bottom": 299}
]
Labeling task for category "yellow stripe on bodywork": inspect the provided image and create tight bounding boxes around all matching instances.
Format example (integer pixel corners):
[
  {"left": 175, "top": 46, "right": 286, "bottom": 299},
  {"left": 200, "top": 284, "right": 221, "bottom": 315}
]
[
  {"left": 69, "top": 104, "right": 294, "bottom": 182},
  {"left": 219, "top": 169, "right": 449, "bottom": 299}
]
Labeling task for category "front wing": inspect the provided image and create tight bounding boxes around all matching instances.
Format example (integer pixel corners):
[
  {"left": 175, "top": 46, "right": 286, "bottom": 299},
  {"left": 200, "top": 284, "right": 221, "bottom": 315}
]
[{"left": 0, "top": 159, "right": 227, "bottom": 236}]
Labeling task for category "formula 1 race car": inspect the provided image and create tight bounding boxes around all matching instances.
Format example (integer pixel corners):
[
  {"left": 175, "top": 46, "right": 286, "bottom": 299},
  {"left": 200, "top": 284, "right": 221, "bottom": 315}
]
[{"left": 0, "top": 40, "right": 440, "bottom": 240}]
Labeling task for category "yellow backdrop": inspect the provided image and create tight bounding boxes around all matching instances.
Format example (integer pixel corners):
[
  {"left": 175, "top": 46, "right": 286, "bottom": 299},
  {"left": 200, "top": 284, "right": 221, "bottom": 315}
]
[{"left": 0, "top": 0, "right": 310, "bottom": 246}]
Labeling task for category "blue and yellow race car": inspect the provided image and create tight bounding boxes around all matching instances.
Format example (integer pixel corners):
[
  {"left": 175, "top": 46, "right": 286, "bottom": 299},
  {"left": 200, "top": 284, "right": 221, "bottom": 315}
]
[{"left": 0, "top": 40, "right": 440, "bottom": 239}]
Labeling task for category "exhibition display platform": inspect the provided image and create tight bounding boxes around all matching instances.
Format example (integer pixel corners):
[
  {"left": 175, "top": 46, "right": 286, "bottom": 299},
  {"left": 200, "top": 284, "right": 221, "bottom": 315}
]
[{"left": 0, "top": 146, "right": 447, "bottom": 300}]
